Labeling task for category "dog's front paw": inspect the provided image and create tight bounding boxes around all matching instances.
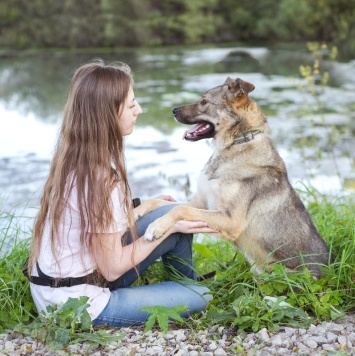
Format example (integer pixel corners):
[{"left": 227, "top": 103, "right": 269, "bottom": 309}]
[{"left": 144, "top": 221, "right": 165, "bottom": 242}]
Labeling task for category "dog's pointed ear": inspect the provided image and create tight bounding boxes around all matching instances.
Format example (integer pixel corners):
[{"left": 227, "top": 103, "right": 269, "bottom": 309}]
[
  {"left": 224, "top": 77, "right": 255, "bottom": 99},
  {"left": 238, "top": 78, "right": 255, "bottom": 94},
  {"left": 224, "top": 77, "right": 234, "bottom": 87}
]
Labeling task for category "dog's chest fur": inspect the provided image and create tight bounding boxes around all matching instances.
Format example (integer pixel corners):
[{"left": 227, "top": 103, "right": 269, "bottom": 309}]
[{"left": 196, "top": 154, "right": 242, "bottom": 210}]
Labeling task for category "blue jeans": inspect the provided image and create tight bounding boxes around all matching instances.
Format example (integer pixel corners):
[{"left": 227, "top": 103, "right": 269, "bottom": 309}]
[{"left": 93, "top": 204, "right": 212, "bottom": 327}]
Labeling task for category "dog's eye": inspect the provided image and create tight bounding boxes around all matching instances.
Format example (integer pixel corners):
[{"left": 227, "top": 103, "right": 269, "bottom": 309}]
[{"left": 201, "top": 99, "right": 207, "bottom": 105}]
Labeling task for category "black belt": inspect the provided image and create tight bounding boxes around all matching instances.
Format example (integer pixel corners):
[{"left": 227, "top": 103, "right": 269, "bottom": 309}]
[{"left": 23, "top": 262, "right": 110, "bottom": 289}]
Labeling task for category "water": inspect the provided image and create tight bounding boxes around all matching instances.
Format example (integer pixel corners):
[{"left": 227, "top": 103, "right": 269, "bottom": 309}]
[{"left": 1, "top": 44, "right": 354, "bottom": 235}]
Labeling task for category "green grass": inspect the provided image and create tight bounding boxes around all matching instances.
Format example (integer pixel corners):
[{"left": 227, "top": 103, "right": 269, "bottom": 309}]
[
  {"left": 0, "top": 190, "right": 354, "bottom": 336},
  {"left": 0, "top": 210, "right": 37, "bottom": 330}
]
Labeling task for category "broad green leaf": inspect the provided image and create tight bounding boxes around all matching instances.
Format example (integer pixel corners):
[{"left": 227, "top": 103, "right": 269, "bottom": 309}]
[
  {"left": 59, "top": 296, "right": 89, "bottom": 312},
  {"left": 55, "top": 328, "right": 70, "bottom": 344},
  {"left": 80, "top": 310, "right": 92, "bottom": 332}
]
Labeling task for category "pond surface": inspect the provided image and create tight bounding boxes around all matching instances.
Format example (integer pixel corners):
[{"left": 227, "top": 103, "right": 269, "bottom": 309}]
[{"left": 0, "top": 44, "right": 354, "bottom": 234}]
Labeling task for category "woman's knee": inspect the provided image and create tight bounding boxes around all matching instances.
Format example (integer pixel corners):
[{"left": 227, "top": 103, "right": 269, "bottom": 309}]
[{"left": 136, "top": 203, "right": 180, "bottom": 236}]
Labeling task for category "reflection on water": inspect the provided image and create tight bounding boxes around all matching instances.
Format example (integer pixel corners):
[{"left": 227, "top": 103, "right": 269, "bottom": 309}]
[{"left": 1, "top": 45, "right": 354, "bottom": 231}]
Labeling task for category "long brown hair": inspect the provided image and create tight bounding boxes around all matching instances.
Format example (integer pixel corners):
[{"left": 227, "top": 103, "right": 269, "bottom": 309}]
[{"left": 29, "top": 59, "right": 136, "bottom": 276}]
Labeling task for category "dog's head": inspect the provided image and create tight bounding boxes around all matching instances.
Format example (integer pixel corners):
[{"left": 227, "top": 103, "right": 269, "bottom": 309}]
[{"left": 173, "top": 77, "right": 267, "bottom": 142}]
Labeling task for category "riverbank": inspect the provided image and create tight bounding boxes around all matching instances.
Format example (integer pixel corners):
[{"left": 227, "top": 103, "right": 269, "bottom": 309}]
[{"left": 1, "top": 313, "right": 355, "bottom": 355}]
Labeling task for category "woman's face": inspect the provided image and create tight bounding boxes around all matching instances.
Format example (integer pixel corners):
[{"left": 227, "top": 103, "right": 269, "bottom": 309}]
[{"left": 119, "top": 87, "right": 143, "bottom": 136}]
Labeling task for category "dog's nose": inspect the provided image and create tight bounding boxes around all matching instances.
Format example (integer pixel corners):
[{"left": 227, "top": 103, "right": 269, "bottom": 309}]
[{"left": 172, "top": 107, "right": 179, "bottom": 115}]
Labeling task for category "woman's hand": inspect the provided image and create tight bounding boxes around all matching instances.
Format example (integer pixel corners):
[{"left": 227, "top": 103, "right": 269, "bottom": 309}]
[
  {"left": 174, "top": 220, "right": 219, "bottom": 234},
  {"left": 154, "top": 195, "right": 176, "bottom": 202},
  {"left": 161, "top": 220, "right": 219, "bottom": 239}
]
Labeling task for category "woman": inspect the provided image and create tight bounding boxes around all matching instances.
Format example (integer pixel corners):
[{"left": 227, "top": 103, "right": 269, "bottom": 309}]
[{"left": 27, "top": 59, "right": 215, "bottom": 327}]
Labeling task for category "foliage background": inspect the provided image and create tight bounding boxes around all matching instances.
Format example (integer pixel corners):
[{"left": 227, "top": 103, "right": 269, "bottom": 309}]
[{"left": 1, "top": 0, "right": 355, "bottom": 56}]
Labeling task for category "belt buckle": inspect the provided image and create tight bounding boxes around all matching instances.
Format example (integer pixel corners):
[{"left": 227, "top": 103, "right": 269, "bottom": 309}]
[{"left": 49, "top": 277, "right": 72, "bottom": 287}]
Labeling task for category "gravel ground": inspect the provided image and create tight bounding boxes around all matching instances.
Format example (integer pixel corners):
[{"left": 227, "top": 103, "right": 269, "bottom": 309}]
[{"left": 1, "top": 314, "right": 355, "bottom": 355}]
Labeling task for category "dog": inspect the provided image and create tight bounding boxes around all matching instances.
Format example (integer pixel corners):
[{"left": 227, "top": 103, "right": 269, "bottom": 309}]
[{"left": 135, "top": 77, "right": 331, "bottom": 277}]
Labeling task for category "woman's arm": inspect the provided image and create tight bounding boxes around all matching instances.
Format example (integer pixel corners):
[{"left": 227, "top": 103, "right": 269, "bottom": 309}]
[{"left": 92, "top": 220, "right": 218, "bottom": 282}]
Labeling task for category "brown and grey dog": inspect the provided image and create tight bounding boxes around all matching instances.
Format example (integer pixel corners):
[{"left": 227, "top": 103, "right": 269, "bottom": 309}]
[{"left": 135, "top": 77, "right": 331, "bottom": 277}]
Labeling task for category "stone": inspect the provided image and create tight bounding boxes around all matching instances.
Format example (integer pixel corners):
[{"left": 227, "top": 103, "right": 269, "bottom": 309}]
[
  {"left": 297, "top": 328, "right": 307, "bottom": 335},
  {"left": 4, "top": 341, "right": 15, "bottom": 353},
  {"left": 189, "top": 352, "right": 199, "bottom": 356},
  {"left": 338, "top": 335, "right": 347, "bottom": 345},
  {"left": 173, "top": 330, "right": 187, "bottom": 342},
  {"left": 214, "top": 347, "right": 227, "bottom": 356},
  {"left": 208, "top": 341, "right": 217, "bottom": 350},
  {"left": 348, "top": 332, "right": 355, "bottom": 342},
  {"left": 312, "top": 335, "right": 328, "bottom": 344},
  {"left": 284, "top": 327, "right": 295, "bottom": 337},
  {"left": 296, "top": 342, "right": 310, "bottom": 353},
  {"left": 271, "top": 334, "right": 283, "bottom": 347},
  {"left": 258, "top": 328, "right": 270, "bottom": 342},
  {"left": 305, "top": 338, "right": 318, "bottom": 349},
  {"left": 326, "top": 331, "right": 338, "bottom": 342},
  {"left": 322, "top": 344, "right": 336, "bottom": 351}
]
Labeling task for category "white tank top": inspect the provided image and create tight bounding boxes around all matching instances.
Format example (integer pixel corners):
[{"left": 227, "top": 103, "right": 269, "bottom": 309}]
[{"left": 30, "top": 179, "right": 128, "bottom": 320}]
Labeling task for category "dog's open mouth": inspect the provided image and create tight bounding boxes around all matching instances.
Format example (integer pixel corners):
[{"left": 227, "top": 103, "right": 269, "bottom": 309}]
[{"left": 183, "top": 121, "right": 215, "bottom": 141}]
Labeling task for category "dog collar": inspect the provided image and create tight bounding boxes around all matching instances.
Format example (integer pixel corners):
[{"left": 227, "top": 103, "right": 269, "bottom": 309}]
[{"left": 233, "top": 130, "right": 262, "bottom": 145}]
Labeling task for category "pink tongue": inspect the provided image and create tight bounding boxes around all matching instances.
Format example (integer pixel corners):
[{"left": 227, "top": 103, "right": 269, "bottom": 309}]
[{"left": 186, "top": 123, "right": 205, "bottom": 134}]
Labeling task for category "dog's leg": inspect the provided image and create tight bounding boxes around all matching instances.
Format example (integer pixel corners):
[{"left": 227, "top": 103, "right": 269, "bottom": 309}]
[
  {"left": 133, "top": 199, "right": 173, "bottom": 221},
  {"left": 144, "top": 205, "right": 245, "bottom": 241}
]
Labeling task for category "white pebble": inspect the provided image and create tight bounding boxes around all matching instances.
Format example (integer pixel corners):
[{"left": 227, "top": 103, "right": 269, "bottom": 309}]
[
  {"left": 208, "top": 341, "right": 217, "bottom": 350},
  {"left": 258, "top": 328, "right": 270, "bottom": 342},
  {"left": 190, "top": 352, "right": 199, "bottom": 356},
  {"left": 151, "top": 345, "right": 163, "bottom": 353},
  {"left": 297, "top": 342, "right": 310, "bottom": 352},
  {"left": 281, "top": 339, "right": 291, "bottom": 349},
  {"left": 338, "top": 335, "right": 347, "bottom": 345},
  {"left": 166, "top": 332, "right": 174, "bottom": 339},
  {"left": 330, "top": 324, "right": 345, "bottom": 332},
  {"left": 173, "top": 330, "right": 186, "bottom": 342},
  {"left": 214, "top": 347, "right": 227, "bottom": 355},
  {"left": 4, "top": 341, "right": 15, "bottom": 352},
  {"left": 305, "top": 338, "right": 318, "bottom": 349},
  {"left": 218, "top": 326, "right": 224, "bottom": 334},
  {"left": 284, "top": 327, "right": 295, "bottom": 336},
  {"left": 313, "top": 335, "right": 328, "bottom": 344},
  {"left": 298, "top": 328, "right": 307, "bottom": 335},
  {"left": 322, "top": 343, "right": 336, "bottom": 351},
  {"left": 327, "top": 331, "right": 338, "bottom": 342},
  {"left": 271, "top": 334, "right": 283, "bottom": 347}
]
